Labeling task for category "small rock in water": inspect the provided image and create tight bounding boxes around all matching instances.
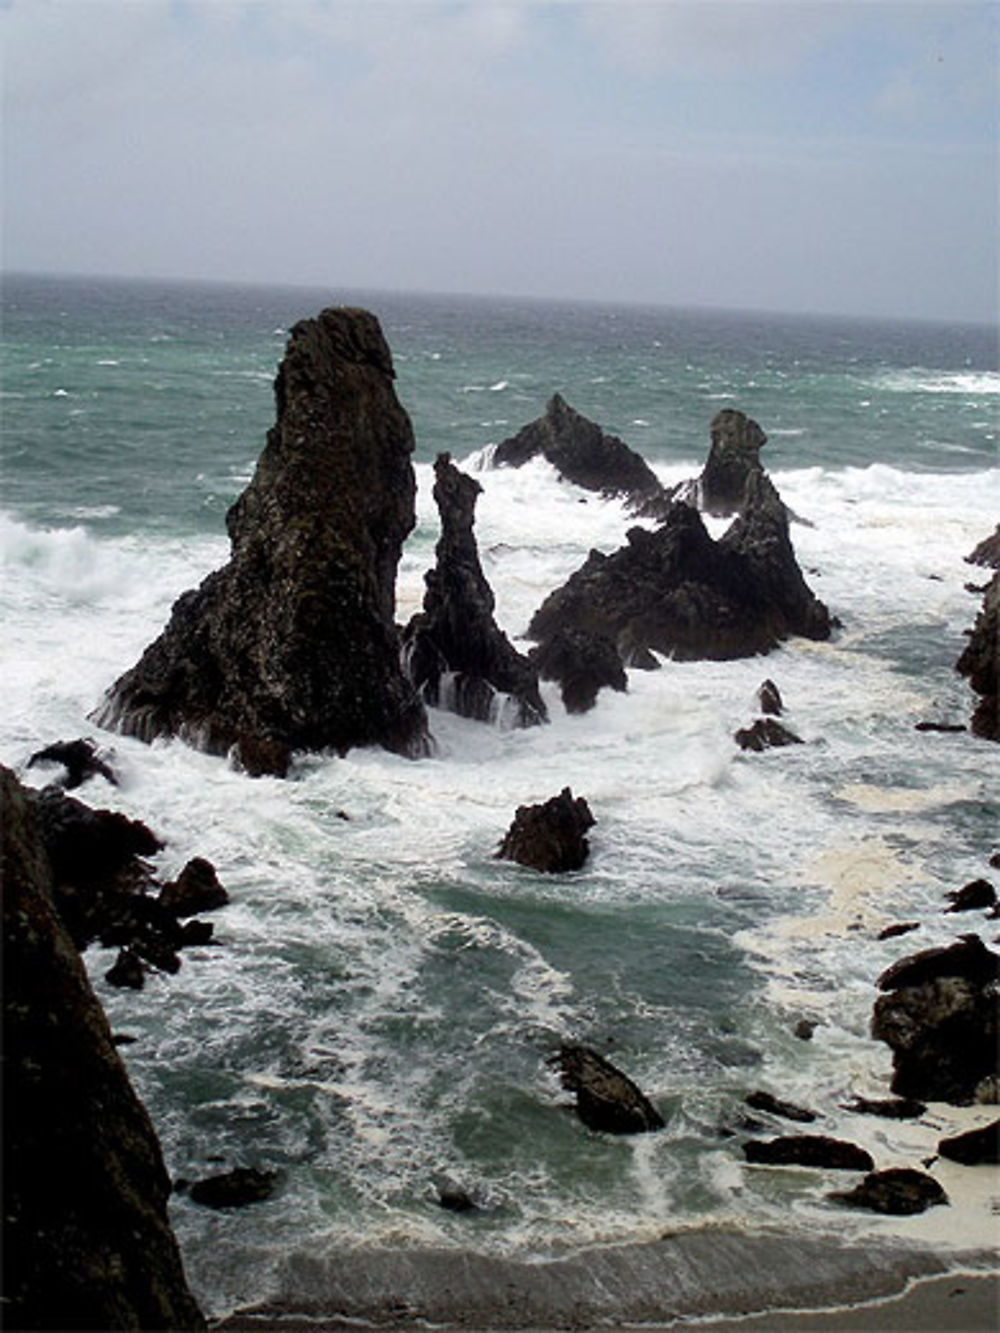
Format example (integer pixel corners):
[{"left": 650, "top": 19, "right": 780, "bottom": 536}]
[
  {"left": 496, "top": 788, "right": 595, "bottom": 873},
  {"left": 734, "top": 718, "right": 803, "bottom": 752},
  {"left": 877, "top": 921, "right": 921, "bottom": 941},
  {"left": 742, "top": 1135, "right": 874, "bottom": 1171},
  {"left": 937, "top": 1120, "right": 1000, "bottom": 1166},
  {"left": 188, "top": 1167, "right": 277, "bottom": 1209},
  {"left": 840, "top": 1096, "right": 927, "bottom": 1120},
  {"left": 745, "top": 1090, "right": 817, "bottom": 1123},
  {"left": 793, "top": 1018, "right": 818, "bottom": 1041},
  {"left": 105, "top": 948, "right": 144, "bottom": 990},
  {"left": 757, "top": 679, "right": 783, "bottom": 716},
  {"left": 945, "top": 879, "right": 996, "bottom": 913},
  {"left": 27, "top": 737, "right": 118, "bottom": 790},
  {"left": 158, "top": 858, "right": 229, "bottom": 918},
  {"left": 436, "top": 1184, "right": 480, "bottom": 1214},
  {"left": 549, "top": 1043, "right": 664, "bottom": 1135},
  {"left": 829, "top": 1168, "right": 948, "bottom": 1215}
]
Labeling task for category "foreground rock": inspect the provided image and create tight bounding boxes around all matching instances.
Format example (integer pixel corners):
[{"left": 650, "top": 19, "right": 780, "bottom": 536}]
[
  {"left": 829, "top": 1168, "right": 948, "bottom": 1215},
  {"left": 27, "top": 736, "right": 118, "bottom": 789},
  {"left": 937, "top": 1120, "right": 1000, "bottom": 1166},
  {"left": 743, "top": 1135, "right": 874, "bottom": 1170},
  {"left": 871, "top": 935, "right": 999, "bottom": 1104},
  {"left": 956, "top": 569, "right": 999, "bottom": 741},
  {"left": 492, "top": 393, "right": 668, "bottom": 511},
  {"left": 496, "top": 788, "right": 595, "bottom": 872},
  {"left": 2, "top": 766, "right": 205, "bottom": 1330},
  {"left": 529, "top": 473, "right": 831, "bottom": 664},
  {"left": 93, "top": 307, "right": 429, "bottom": 775},
  {"left": 403, "top": 453, "right": 546, "bottom": 727},
  {"left": 529, "top": 627, "right": 627, "bottom": 714},
  {"left": 550, "top": 1044, "right": 665, "bottom": 1134},
  {"left": 697, "top": 409, "right": 767, "bottom": 516}
]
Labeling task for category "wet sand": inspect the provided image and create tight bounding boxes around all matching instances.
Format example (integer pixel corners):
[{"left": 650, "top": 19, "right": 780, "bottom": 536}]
[{"left": 215, "top": 1230, "right": 997, "bottom": 1331}]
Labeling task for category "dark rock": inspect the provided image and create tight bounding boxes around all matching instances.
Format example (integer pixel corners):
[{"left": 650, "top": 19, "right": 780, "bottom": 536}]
[
  {"left": 991, "top": 852, "right": 1000, "bottom": 871},
  {"left": 92, "top": 307, "right": 429, "bottom": 774},
  {"left": 106, "top": 947, "right": 145, "bottom": 990},
  {"left": 529, "top": 472, "right": 831, "bottom": 665},
  {"left": 734, "top": 717, "right": 804, "bottom": 752},
  {"left": 966, "top": 524, "right": 1000, "bottom": 569},
  {"left": 945, "top": 879, "right": 996, "bottom": 913},
  {"left": 403, "top": 454, "right": 546, "bottom": 728},
  {"left": 840, "top": 1096, "right": 927, "bottom": 1120},
  {"left": 437, "top": 1185, "right": 480, "bottom": 1214},
  {"left": 878, "top": 922, "right": 921, "bottom": 941},
  {"left": 794, "top": 1019, "right": 818, "bottom": 1041},
  {"left": 829, "top": 1168, "right": 948, "bottom": 1215},
  {"left": 914, "top": 721, "right": 966, "bottom": 733},
  {"left": 697, "top": 409, "right": 767, "bottom": 516},
  {"left": 1, "top": 766, "right": 205, "bottom": 1330},
  {"left": 549, "top": 1043, "right": 664, "bottom": 1134},
  {"left": 492, "top": 394, "right": 667, "bottom": 511},
  {"left": 179, "top": 919, "right": 214, "bottom": 947},
  {"left": 956, "top": 571, "right": 999, "bottom": 741},
  {"left": 937, "top": 1119, "right": 1000, "bottom": 1165},
  {"left": 742, "top": 1135, "right": 874, "bottom": 1171},
  {"left": 496, "top": 787, "right": 595, "bottom": 873},
  {"left": 530, "top": 627, "right": 627, "bottom": 714},
  {"left": 159, "top": 856, "right": 230, "bottom": 918},
  {"left": 757, "top": 679, "right": 783, "bottom": 716},
  {"left": 188, "top": 1166, "right": 277, "bottom": 1209},
  {"left": 745, "top": 1091, "right": 817, "bottom": 1123},
  {"left": 27, "top": 737, "right": 118, "bottom": 789},
  {"left": 872, "top": 936, "right": 999, "bottom": 1104}
]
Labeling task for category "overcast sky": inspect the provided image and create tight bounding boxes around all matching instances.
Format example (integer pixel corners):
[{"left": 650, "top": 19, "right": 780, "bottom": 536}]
[{"left": 3, "top": 0, "right": 997, "bottom": 322}]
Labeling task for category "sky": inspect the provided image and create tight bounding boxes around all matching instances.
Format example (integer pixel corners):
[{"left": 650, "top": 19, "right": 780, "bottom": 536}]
[{"left": 2, "top": 0, "right": 997, "bottom": 322}]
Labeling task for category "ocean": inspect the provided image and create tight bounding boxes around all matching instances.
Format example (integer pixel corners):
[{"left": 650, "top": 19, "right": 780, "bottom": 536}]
[{"left": 2, "top": 272, "right": 998, "bottom": 1320}]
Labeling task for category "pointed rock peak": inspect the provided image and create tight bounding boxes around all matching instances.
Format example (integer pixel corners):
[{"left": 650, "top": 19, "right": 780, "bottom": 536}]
[{"left": 699, "top": 409, "right": 768, "bottom": 517}]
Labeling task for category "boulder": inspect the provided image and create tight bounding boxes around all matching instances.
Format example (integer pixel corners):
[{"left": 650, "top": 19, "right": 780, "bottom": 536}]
[
  {"left": 530, "top": 627, "right": 627, "bottom": 714},
  {"left": 1, "top": 766, "right": 205, "bottom": 1330},
  {"left": 877, "top": 922, "right": 921, "bottom": 941},
  {"left": 956, "top": 571, "right": 999, "bottom": 741},
  {"left": 829, "top": 1168, "right": 948, "bottom": 1215},
  {"left": 744, "top": 1091, "right": 817, "bottom": 1123},
  {"left": 159, "top": 856, "right": 230, "bottom": 918},
  {"left": 742, "top": 1135, "right": 874, "bottom": 1171},
  {"left": 92, "top": 307, "right": 429, "bottom": 774},
  {"left": 872, "top": 936, "right": 999, "bottom": 1104},
  {"left": 492, "top": 393, "right": 667, "bottom": 511},
  {"left": 945, "top": 879, "right": 996, "bottom": 913},
  {"left": 840, "top": 1096, "right": 927, "bottom": 1120},
  {"left": 106, "top": 947, "right": 146, "bottom": 990},
  {"left": 496, "top": 788, "right": 595, "bottom": 873},
  {"left": 937, "top": 1119, "right": 1000, "bottom": 1166},
  {"left": 966, "top": 524, "right": 1000, "bottom": 569},
  {"left": 528, "top": 475, "right": 831, "bottom": 664},
  {"left": 757, "top": 679, "right": 784, "bottom": 716},
  {"left": 27, "top": 737, "right": 118, "bottom": 789},
  {"left": 734, "top": 718, "right": 803, "bottom": 752},
  {"left": 697, "top": 409, "right": 767, "bottom": 516},
  {"left": 403, "top": 454, "right": 546, "bottom": 728},
  {"left": 549, "top": 1044, "right": 665, "bottom": 1134},
  {"left": 188, "top": 1167, "right": 277, "bottom": 1209}
]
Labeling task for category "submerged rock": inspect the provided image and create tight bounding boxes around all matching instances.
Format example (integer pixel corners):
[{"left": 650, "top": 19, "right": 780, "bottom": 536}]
[
  {"left": 743, "top": 1135, "right": 874, "bottom": 1171},
  {"left": 734, "top": 717, "right": 803, "bottom": 752},
  {"left": 872, "top": 936, "right": 999, "bottom": 1104},
  {"left": 93, "top": 307, "right": 429, "bottom": 774},
  {"left": 744, "top": 1091, "right": 817, "bottom": 1123},
  {"left": 27, "top": 737, "right": 118, "bottom": 789},
  {"left": 2, "top": 766, "right": 205, "bottom": 1330},
  {"left": 403, "top": 453, "right": 546, "bottom": 728},
  {"left": 956, "top": 570, "right": 999, "bottom": 741},
  {"left": 829, "top": 1168, "right": 948, "bottom": 1215},
  {"left": 188, "top": 1167, "right": 277, "bottom": 1209},
  {"left": 529, "top": 472, "right": 831, "bottom": 665},
  {"left": 492, "top": 393, "right": 667, "bottom": 511},
  {"left": 496, "top": 787, "right": 595, "bottom": 873},
  {"left": 550, "top": 1043, "right": 665, "bottom": 1134},
  {"left": 529, "top": 626, "right": 627, "bottom": 714},
  {"left": 697, "top": 409, "right": 767, "bottom": 517}
]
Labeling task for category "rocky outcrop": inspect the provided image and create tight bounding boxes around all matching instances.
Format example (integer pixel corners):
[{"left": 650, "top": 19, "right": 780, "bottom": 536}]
[
  {"left": 529, "top": 477, "right": 831, "bottom": 664},
  {"left": 743, "top": 1135, "right": 874, "bottom": 1171},
  {"left": 529, "top": 627, "right": 627, "bottom": 714},
  {"left": 28, "top": 737, "right": 118, "bottom": 789},
  {"left": 402, "top": 454, "right": 546, "bottom": 728},
  {"left": 496, "top": 788, "right": 595, "bottom": 873},
  {"left": 93, "top": 308, "right": 429, "bottom": 775},
  {"left": 829, "top": 1169, "right": 948, "bottom": 1215},
  {"left": 957, "top": 571, "right": 999, "bottom": 740},
  {"left": 871, "top": 935, "right": 999, "bottom": 1104},
  {"left": 2, "top": 765, "right": 205, "bottom": 1330},
  {"left": 697, "top": 409, "right": 767, "bottom": 516},
  {"left": 757, "top": 680, "right": 784, "bottom": 716},
  {"left": 734, "top": 718, "right": 803, "bottom": 752},
  {"left": 550, "top": 1044, "right": 664, "bottom": 1134},
  {"left": 159, "top": 856, "right": 230, "bottom": 918},
  {"left": 492, "top": 394, "right": 668, "bottom": 511},
  {"left": 966, "top": 524, "right": 1000, "bottom": 569}
]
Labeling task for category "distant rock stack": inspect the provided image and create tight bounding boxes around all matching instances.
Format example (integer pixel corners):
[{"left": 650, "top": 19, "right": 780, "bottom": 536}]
[
  {"left": 492, "top": 393, "right": 669, "bottom": 512},
  {"left": 403, "top": 453, "right": 547, "bottom": 727},
  {"left": 697, "top": 409, "right": 767, "bottom": 516},
  {"left": 93, "top": 308, "right": 429, "bottom": 775}
]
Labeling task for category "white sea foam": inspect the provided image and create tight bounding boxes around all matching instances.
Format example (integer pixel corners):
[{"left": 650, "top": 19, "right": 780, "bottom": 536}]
[{"left": 871, "top": 369, "right": 1000, "bottom": 396}]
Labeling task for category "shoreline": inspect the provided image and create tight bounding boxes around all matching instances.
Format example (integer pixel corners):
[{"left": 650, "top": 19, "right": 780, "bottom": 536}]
[{"left": 214, "top": 1230, "right": 997, "bottom": 1331}]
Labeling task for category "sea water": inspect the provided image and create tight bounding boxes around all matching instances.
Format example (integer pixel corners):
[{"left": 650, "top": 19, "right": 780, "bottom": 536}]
[{"left": 2, "top": 274, "right": 997, "bottom": 1317}]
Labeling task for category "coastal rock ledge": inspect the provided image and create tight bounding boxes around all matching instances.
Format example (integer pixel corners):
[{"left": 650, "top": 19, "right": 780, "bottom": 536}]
[{"left": 93, "top": 308, "right": 429, "bottom": 776}]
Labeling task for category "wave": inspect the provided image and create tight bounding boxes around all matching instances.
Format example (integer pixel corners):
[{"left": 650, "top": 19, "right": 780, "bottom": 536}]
[{"left": 870, "top": 369, "right": 1000, "bottom": 396}]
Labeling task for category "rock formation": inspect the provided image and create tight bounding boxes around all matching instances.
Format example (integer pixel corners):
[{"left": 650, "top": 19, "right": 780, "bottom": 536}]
[
  {"left": 529, "top": 474, "right": 831, "bottom": 664},
  {"left": 549, "top": 1044, "right": 664, "bottom": 1134},
  {"left": 829, "top": 1169, "right": 948, "bottom": 1215},
  {"left": 402, "top": 453, "right": 546, "bottom": 728},
  {"left": 966, "top": 524, "right": 1000, "bottom": 570},
  {"left": 744, "top": 1091, "right": 816, "bottom": 1123},
  {"left": 871, "top": 935, "right": 999, "bottom": 1104},
  {"left": 734, "top": 717, "right": 804, "bottom": 752},
  {"left": 2, "top": 765, "right": 205, "bottom": 1330},
  {"left": 697, "top": 409, "right": 767, "bottom": 516},
  {"left": 742, "top": 1135, "right": 874, "bottom": 1171},
  {"left": 28, "top": 736, "right": 118, "bottom": 789},
  {"left": 956, "top": 569, "right": 999, "bottom": 741},
  {"left": 492, "top": 393, "right": 668, "bottom": 511},
  {"left": 496, "top": 788, "right": 595, "bottom": 872},
  {"left": 529, "top": 627, "right": 627, "bottom": 714},
  {"left": 937, "top": 1120, "right": 1000, "bottom": 1165},
  {"left": 93, "top": 307, "right": 429, "bottom": 776}
]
